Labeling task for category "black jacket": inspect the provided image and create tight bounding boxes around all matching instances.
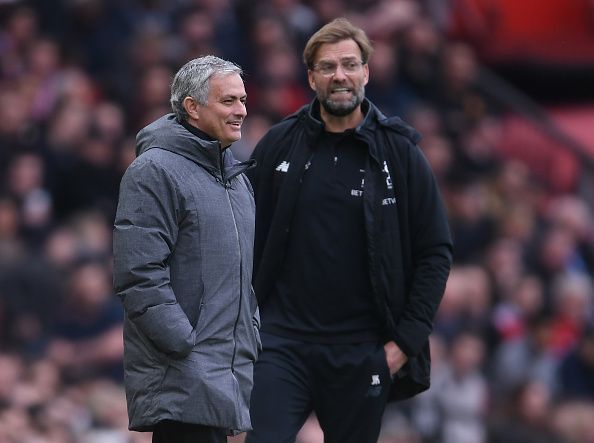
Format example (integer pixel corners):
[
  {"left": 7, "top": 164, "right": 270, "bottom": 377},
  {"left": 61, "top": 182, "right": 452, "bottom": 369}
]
[{"left": 248, "top": 99, "right": 453, "bottom": 400}]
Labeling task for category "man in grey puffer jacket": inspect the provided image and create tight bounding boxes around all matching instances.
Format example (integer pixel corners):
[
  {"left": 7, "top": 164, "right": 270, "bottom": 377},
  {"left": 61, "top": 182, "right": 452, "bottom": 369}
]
[{"left": 113, "top": 55, "right": 261, "bottom": 443}]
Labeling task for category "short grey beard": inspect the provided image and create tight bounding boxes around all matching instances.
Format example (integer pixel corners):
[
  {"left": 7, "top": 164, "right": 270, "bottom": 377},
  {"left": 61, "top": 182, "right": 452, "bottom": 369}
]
[{"left": 319, "top": 87, "right": 365, "bottom": 117}]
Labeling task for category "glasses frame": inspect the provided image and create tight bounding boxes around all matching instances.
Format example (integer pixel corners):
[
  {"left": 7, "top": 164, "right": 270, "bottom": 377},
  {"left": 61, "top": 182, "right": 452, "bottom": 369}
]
[{"left": 311, "top": 60, "right": 365, "bottom": 77}]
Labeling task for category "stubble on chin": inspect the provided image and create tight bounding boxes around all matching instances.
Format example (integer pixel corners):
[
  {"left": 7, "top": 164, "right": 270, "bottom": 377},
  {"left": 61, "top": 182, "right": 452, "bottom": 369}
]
[
  {"left": 319, "top": 87, "right": 365, "bottom": 117},
  {"left": 321, "top": 97, "right": 358, "bottom": 116}
]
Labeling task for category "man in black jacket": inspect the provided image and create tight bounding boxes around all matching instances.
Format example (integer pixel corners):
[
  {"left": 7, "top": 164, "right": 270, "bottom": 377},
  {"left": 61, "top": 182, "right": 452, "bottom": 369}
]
[{"left": 246, "top": 18, "right": 452, "bottom": 443}]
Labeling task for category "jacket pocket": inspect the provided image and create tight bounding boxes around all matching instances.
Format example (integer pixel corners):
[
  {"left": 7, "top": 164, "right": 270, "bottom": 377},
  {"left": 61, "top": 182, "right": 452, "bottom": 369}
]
[{"left": 192, "top": 301, "right": 205, "bottom": 345}]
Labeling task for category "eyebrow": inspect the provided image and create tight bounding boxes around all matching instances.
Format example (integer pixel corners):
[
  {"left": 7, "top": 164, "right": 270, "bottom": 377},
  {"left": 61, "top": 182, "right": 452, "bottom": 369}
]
[
  {"left": 220, "top": 94, "right": 247, "bottom": 100},
  {"left": 316, "top": 56, "right": 360, "bottom": 64}
]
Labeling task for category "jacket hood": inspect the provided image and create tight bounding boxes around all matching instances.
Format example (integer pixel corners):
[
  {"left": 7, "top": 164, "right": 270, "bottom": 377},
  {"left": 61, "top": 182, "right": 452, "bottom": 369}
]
[
  {"left": 296, "top": 98, "right": 421, "bottom": 145},
  {"left": 136, "top": 114, "right": 252, "bottom": 178}
]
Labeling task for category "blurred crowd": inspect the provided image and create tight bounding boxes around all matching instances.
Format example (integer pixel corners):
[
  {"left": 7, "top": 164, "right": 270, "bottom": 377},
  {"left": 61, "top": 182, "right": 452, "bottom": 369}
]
[{"left": 0, "top": 0, "right": 593, "bottom": 442}]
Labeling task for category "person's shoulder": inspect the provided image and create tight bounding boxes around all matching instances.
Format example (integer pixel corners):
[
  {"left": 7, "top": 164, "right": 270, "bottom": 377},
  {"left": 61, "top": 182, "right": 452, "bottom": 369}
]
[
  {"left": 376, "top": 112, "right": 422, "bottom": 146},
  {"left": 136, "top": 146, "right": 193, "bottom": 169},
  {"left": 122, "top": 149, "right": 180, "bottom": 184},
  {"left": 361, "top": 100, "right": 419, "bottom": 143}
]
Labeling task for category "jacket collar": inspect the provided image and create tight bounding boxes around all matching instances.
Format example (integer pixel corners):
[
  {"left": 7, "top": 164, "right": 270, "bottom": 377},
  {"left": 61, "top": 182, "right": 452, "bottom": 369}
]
[
  {"left": 180, "top": 118, "right": 218, "bottom": 143},
  {"left": 300, "top": 98, "right": 373, "bottom": 140},
  {"left": 136, "top": 114, "right": 220, "bottom": 168},
  {"left": 297, "top": 99, "right": 400, "bottom": 163},
  {"left": 298, "top": 97, "right": 421, "bottom": 145},
  {"left": 135, "top": 114, "right": 255, "bottom": 181}
]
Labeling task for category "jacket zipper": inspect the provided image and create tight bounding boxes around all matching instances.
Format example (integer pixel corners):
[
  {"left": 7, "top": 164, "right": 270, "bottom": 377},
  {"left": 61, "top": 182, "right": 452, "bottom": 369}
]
[{"left": 223, "top": 181, "right": 243, "bottom": 376}]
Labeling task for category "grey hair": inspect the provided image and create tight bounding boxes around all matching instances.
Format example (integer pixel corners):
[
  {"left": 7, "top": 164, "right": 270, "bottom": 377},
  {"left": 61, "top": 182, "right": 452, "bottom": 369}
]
[{"left": 170, "top": 55, "right": 243, "bottom": 122}]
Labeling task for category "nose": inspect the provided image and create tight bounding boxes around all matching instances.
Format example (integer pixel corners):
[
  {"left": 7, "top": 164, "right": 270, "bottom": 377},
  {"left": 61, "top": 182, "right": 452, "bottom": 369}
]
[
  {"left": 331, "top": 64, "right": 348, "bottom": 80},
  {"left": 234, "top": 101, "right": 247, "bottom": 118}
]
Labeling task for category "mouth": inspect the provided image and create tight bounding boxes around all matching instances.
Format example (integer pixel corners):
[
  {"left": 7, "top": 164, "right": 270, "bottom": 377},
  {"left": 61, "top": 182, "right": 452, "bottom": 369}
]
[
  {"left": 228, "top": 120, "right": 243, "bottom": 129},
  {"left": 329, "top": 87, "right": 352, "bottom": 96}
]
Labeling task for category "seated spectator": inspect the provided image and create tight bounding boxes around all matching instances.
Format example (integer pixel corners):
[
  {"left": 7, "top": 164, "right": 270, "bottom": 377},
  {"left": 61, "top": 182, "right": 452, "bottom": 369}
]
[
  {"left": 548, "top": 272, "right": 593, "bottom": 357},
  {"left": 490, "top": 314, "right": 558, "bottom": 402},
  {"left": 557, "top": 326, "right": 594, "bottom": 401},
  {"left": 45, "top": 258, "right": 123, "bottom": 382},
  {"left": 488, "top": 380, "right": 561, "bottom": 443},
  {"left": 491, "top": 274, "right": 545, "bottom": 343},
  {"left": 552, "top": 400, "right": 594, "bottom": 443},
  {"left": 411, "top": 329, "right": 488, "bottom": 443}
]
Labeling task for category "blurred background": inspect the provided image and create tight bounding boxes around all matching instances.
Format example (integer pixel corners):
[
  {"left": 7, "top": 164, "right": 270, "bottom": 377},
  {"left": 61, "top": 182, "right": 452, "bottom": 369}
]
[{"left": 1, "top": 0, "right": 594, "bottom": 442}]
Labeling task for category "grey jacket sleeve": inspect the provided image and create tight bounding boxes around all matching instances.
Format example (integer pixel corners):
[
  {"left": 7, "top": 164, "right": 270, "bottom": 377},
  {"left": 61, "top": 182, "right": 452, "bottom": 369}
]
[{"left": 113, "top": 158, "right": 195, "bottom": 358}]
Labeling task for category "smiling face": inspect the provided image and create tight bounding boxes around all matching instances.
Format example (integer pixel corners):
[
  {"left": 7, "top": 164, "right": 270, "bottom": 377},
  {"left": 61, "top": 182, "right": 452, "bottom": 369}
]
[
  {"left": 185, "top": 72, "right": 247, "bottom": 147},
  {"left": 308, "top": 39, "right": 369, "bottom": 118}
]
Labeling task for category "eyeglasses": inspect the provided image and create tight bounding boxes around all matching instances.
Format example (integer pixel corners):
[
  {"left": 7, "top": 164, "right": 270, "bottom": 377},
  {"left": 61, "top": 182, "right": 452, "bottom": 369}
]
[{"left": 311, "top": 60, "right": 364, "bottom": 77}]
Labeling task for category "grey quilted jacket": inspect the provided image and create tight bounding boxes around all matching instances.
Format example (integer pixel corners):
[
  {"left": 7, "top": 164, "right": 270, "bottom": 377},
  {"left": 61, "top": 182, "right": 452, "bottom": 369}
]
[{"left": 113, "top": 114, "right": 260, "bottom": 434}]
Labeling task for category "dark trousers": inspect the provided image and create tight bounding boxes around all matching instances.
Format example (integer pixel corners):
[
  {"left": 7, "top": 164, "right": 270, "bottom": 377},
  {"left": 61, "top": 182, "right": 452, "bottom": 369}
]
[
  {"left": 152, "top": 420, "right": 227, "bottom": 443},
  {"left": 245, "top": 332, "right": 392, "bottom": 443}
]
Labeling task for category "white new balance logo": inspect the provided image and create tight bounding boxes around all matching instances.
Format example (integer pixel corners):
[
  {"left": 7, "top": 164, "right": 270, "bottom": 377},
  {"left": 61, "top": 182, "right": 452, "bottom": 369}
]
[
  {"left": 367, "top": 374, "right": 382, "bottom": 397},
  {"left": 275, "top": 161, "right": 290, "bottom": 173}
]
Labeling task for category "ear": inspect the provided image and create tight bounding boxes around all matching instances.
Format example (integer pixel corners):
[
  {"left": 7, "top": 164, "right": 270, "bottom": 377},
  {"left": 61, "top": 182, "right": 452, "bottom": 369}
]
[
  {"left": 363, "top": 63, "right": 369, "bottom": 86},
  {"left": 307, "top": 69, "right": 317, "bottom": 92},
  {"left": 182, "top": 96, "right": 200, "bottom": 121}
]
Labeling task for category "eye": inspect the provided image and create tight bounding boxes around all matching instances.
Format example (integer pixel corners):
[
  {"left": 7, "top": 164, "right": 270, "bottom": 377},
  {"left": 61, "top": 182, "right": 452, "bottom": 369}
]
[{"left": 317, "top": 63, "right": 336, "bottom": 74}]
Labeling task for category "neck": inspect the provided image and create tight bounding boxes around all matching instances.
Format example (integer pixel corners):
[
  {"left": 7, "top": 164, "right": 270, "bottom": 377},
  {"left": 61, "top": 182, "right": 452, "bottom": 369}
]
[
  {"left": 180, "top": 118, "right": 229, "bottom": 150},
  {"left": 320, "top": 106, "right": 364, "bottom": 133},
  {"left": 181, "top": 118, "right": 216, "bottom": 141}
]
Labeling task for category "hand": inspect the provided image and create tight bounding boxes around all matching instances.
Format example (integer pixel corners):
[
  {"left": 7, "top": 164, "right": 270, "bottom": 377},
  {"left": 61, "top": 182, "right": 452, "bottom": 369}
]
[{"left": 383, "top": 341, "right": 408, "bottom": 376}]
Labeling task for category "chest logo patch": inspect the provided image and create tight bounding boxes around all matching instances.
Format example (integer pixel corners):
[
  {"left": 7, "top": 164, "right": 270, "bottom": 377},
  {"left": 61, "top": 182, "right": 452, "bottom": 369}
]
[
  {"left": 383, "top": 161, "right": 393, "bottom": 190},
  {"left": 350, "top": 169, "right": 365, "bottom": 197},
  {"left": 275, "top": 161, "right": 290, "bottom": 173}
]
